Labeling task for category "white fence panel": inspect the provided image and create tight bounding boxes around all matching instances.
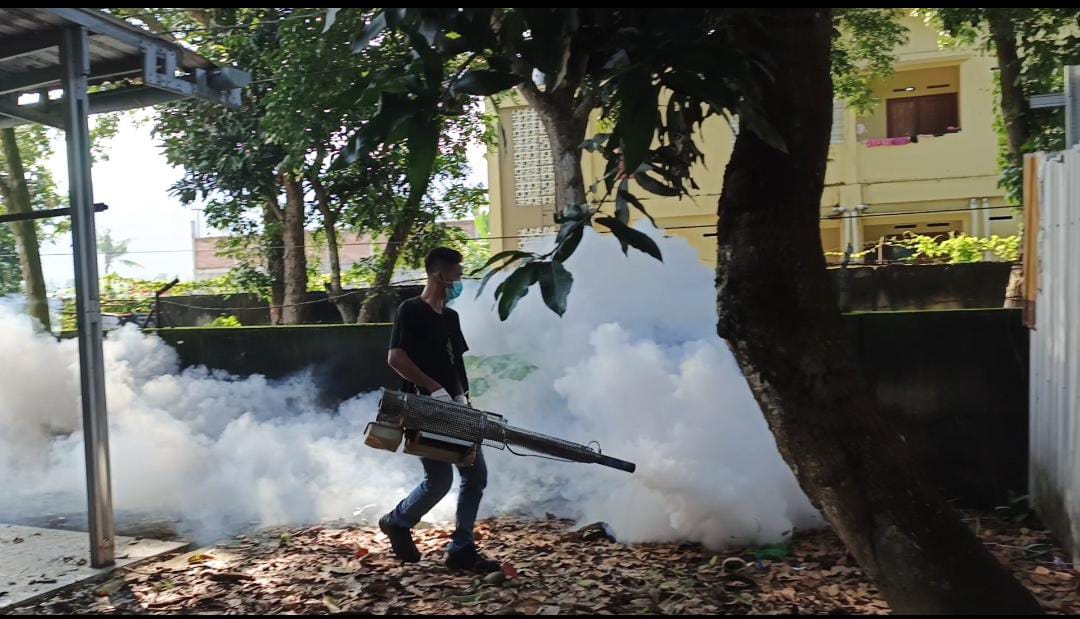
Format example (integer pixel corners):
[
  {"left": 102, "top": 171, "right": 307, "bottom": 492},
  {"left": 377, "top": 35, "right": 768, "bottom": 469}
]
[{"left": 1030, "top": 147, "right": 1080, "bottom": 562}]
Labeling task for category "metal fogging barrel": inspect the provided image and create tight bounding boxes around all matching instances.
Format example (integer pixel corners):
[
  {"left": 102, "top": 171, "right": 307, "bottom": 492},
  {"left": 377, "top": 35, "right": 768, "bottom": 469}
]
[{"left": 364, "top": 389, "right": 635, "bottom": 474}]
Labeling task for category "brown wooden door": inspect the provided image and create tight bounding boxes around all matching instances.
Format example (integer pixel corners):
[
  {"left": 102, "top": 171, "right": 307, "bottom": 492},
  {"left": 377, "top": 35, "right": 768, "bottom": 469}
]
[
  {"left": 887, "top": 98, "right": 917, "bottom": 138},
  {"left": 919, "top": 93, "right": 959, "bottom": 135}
]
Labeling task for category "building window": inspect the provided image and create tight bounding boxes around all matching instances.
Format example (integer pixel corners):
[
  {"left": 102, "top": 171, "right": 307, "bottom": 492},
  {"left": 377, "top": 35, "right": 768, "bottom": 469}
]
[
  {"left": 830, "top": 100, "right": 846, "bottom": 144},
  {"left": 511, "top": 109, "right": 555, "bottom": 207},
  {"left": 886, "top": 93, "right": 959, "bottom": 139}
]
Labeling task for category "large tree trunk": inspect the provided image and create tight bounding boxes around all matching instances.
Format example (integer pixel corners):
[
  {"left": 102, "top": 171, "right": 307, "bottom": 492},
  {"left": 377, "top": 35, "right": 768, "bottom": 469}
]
[
  {"left": 1, "top": 128, "right": 51, "bottom": 332},
  {"left": 263, "top": 204, "right": 285, "bottom": 325},
  {"left": 539, "top": 112, "right": 588, "bottom": 211},
  {"left": 359, "top": 208, "right": 415, "bottom": 324},
  {"left": 714, "top": 8, "right": 1041, "bottom": 614},
  {"left": 1004, "top": 261, "right": 1024, "bottom": 308},
  {"left": 988, "top": 11, "right": 1029, "bottom": 168},
  {"left": 280, "top": 174, "right": 308, "bottom": 324},
  {"left": 516, "top": 67, "right": 594, "bottom": 213},
  {"left": 309, "top": 172, "right": 358, "bottom": 323}
]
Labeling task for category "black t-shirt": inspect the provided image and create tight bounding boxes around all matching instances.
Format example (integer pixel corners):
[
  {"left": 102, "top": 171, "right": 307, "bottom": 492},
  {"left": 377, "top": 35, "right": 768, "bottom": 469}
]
[{"left": 388, "top": 297, "right": 469, "bottom": 397}]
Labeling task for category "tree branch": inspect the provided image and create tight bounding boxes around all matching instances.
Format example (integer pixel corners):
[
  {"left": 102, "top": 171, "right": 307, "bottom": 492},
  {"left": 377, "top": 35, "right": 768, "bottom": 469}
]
[
  {"left": 514, "top": 75, "right": 552, "bottom": 117},
  {"left": 187, "top": 9, "right": 212, "bottom": 27},
  {"left": 550, "top": 46, "right": 588, "bottom": 101},
  {"left": 264, "top": 187, "right": 284, "bottom": 223},
  {"left": 572, "top": 86, "right": 599, "bottom": 126},
  {"left": 307, "top": 171, "right": 335, "bottom": 224}
]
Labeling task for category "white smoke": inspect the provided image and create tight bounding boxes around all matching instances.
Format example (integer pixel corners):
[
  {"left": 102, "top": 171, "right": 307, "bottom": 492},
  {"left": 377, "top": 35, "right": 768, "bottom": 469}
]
[{"left": 0, "top": 224, "right": 820, "bottom": 547}]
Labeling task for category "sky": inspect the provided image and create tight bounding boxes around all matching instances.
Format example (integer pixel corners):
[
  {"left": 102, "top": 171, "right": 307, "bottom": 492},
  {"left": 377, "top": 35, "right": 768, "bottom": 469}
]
[{"left": 37, "top": 110, "right": 489, "bottom": 291}]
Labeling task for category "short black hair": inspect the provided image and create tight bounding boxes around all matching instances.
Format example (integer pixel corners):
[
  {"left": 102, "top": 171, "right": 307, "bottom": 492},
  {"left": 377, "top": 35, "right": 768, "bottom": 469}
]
[{"left": 425, "top": 247, "right": 463, "bottom": 274}]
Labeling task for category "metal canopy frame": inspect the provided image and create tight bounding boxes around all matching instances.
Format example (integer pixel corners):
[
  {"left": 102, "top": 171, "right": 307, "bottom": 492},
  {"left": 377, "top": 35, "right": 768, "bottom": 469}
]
[
  {"left": 1028, "top": 65, "right": 1080, "bottom": 149},
  {"left": 0, "top": 8, "right": 249, "bottom": 568}
]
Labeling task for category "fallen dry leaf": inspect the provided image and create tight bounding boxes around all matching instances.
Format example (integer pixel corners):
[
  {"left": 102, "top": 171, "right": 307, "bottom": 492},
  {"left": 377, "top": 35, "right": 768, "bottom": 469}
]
[
  {"left": 186, "top": 553, "right": 214, "bottom": 564},
  {"left": 4, "top": 511, "right": 1076, "bottom": 616}
]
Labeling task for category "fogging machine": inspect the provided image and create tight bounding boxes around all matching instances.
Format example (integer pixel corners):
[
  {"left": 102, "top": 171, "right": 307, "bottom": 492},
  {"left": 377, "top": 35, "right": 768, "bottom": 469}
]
[{"left": 364, "top": 389, "right": 636, "bottom": 474}]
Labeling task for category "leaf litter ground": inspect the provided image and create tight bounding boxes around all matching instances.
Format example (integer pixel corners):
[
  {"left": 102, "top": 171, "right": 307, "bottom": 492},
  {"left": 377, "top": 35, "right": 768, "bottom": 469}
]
[{"left": 7, "top": 509, "right": 1077, "bottom": 615}]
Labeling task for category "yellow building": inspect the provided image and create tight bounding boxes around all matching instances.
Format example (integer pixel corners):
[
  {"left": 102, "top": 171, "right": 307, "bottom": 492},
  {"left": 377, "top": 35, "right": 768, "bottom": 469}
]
[{"left": 485, "top": 14, "right": 1018, "bottom": 266}]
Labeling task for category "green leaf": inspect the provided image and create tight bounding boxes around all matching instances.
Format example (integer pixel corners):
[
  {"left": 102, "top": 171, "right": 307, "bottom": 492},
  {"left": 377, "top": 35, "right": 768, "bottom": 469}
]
[
  {"left": 595, "top": 216, "right": 662, "bottom": 262},
  {"left": 555, "top": 202, "right": 589, "bottom": 226},
  {"left": 331, "top": 91, "right": 416, "bottom": 170},
  {"left": 619, "top": 188, "right": 656, "bottom": 227},
  {"left": 331, "top": 123, "right": 380, "bottom": 170},
  {"left": 418, "top": 16, "right": 442, "bottom": 47},
  {"left": 473, "top": 250, "right": 533, "bottom": 299},
  {"left": 537, "top": 260, "right": 573, "bottom": 317},
  {"left": 323, "top": 8, "right": 340, "bottom": 34},
  {"left": 472, "top": 249, "right": 534, "bottom": 275},
  {"left": 553, "top": 222, "right": 584, "bottom": 263},
  {"left": 384, "top": 8, "right": 409, "bottom": 29},
  {"left": 496, "top": 262, "right": 540, "bottom": 320},
  {"left": 614, "top": 179, "right": 630, "bottom": 224},
  {"left": 519, "top": 9, "right": 577, "bottom": 90},
  {"left": 406, "top": 116, "right": 439, "bottom": 198},
  {"left": 405, "top": 29, "right": 444, "bottom": 87},
  {"left": 660, "top": 72, "right": 736, "bottom": 111},
  {"left": 352, "top": 12, "right": 387, "bottom": 53},
  {"left": 452, "top": 70, "right": 525, "bottom": 96},
  {"left": 633, "top": 171, "right": 680, "bottom": 197},
  {"left": 581, "top": 133, "right": 610, "bottom": 153},
  {"left": 615, "top": 68, "right": 659, "bottom": 175},
  {"left": 603, "top": 49, "right": 630, "bottom": 72}
]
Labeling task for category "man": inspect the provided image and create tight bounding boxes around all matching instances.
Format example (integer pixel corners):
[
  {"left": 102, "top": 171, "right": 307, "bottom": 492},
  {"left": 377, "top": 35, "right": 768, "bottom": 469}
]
[{"left": 379, "top": 247, "right": 501, "bottom": 573}]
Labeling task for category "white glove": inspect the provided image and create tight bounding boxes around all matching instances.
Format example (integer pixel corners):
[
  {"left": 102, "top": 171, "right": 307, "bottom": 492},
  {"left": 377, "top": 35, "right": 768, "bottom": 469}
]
[
  {"left": 453, "top": 394, "right": 469, "bottom": 406},
  {"left": 431, "top": 388, "right": 453, "bottom": 402}
]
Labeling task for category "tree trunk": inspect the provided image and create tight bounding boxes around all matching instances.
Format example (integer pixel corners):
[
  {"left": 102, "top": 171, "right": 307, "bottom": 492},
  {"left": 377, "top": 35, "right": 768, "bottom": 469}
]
[
  {"left": 988, "top": 12, "right": 1029, "bottom": 167},
  {"left": 359, "top": 206, "right": 416, "bottom": 323},
  {"left": 540, "top": 113, "right": 588, "bottom": 211},
  {"left": 714, "top": 8, "right": 1041, "bottom": 614},
  {"left": 309, "top": 172, "right": 358, "bottom": 323},
  {"left": 280, "top": 174, "right": 308, "bottom": 325},
  {"left": 263, "top": 204, "right": 285, "bottom": 325},
  {"left": 1, "top": 128, "right": 51, "bottom": 332},
  {"left": 1004, "top": 261, "right": 1024, "bottom": 308}
]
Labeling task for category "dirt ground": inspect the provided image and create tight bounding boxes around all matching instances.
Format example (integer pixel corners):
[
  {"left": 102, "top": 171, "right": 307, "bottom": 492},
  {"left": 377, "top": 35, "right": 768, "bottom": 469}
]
[{"left": 7, "top": 509, "right": 1077, "bottom": 615}]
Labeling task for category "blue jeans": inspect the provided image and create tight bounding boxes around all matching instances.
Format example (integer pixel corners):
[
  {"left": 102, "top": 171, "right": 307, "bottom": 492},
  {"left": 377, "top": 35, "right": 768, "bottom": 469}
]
[{"left": 387, "top": 448, "right": 487, "bottom": 555}]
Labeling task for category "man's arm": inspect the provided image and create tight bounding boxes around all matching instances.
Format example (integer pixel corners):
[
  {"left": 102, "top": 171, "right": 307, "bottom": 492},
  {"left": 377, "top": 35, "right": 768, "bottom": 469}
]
[
  {"left": 387, "top": 348, "right": 443, "bottom": 395},
  {"left": 452, "top": 313, "right": 469, "bottom": 404},
  {"left": 453, "top": 352, "right": 469, "bottom": 403}
]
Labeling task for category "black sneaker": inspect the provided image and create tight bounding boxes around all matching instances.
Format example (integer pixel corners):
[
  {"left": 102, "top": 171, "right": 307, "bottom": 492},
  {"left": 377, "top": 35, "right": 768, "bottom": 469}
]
[
  {"left": 445, "top": 547, "right": 502, "bottom": 573},
  {"left": 379, "top": 513, "right": 421, "bottom": 563}
]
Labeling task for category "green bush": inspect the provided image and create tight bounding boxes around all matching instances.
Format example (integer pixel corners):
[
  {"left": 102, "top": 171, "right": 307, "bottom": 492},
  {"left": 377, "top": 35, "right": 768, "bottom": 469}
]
[
  {"left": 207, "top": 315, "right": 242, "bottom": 327},
  {"left": 888, "top": 232, "right": 1020, "bottom": 264}
]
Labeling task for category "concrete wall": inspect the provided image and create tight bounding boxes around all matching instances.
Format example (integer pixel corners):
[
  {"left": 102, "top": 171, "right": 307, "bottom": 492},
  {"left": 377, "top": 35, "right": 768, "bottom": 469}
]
[
  {"left": 846, "top": 309, "right": 1028, "bottom": 507},
  {"left": 154, "top": 286, "right": 424, "bottom": 327},
  {"left": 151, "top": 324, "right": 398, "bottom": 407},
  {"left": 831, "top": 261, "right": 1013, "bottom": 311},
  {"left": 151, "top": 308, "right": 1028, "bottom": 507}
]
